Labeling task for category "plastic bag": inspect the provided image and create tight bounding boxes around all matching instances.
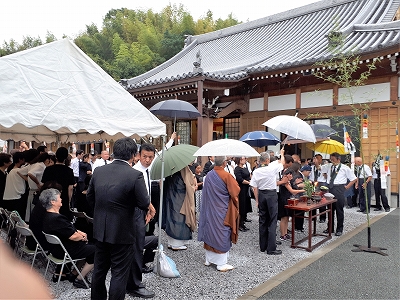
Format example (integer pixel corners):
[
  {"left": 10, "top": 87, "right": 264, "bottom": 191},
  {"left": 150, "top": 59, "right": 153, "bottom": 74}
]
[{"left": 154, "top": 244, "right": 180, "bottom": 278}]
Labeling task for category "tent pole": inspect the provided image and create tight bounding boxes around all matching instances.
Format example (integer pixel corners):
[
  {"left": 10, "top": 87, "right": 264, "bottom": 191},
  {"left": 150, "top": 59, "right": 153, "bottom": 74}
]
[{"left": 156, "top": 134, "right": 166, "bottom": 275}]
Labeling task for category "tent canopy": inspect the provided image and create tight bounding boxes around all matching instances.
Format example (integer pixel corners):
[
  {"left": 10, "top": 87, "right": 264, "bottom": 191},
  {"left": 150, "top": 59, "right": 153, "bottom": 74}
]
[{"left": 0, "top": 39, "right": 166, "bottom": 143}]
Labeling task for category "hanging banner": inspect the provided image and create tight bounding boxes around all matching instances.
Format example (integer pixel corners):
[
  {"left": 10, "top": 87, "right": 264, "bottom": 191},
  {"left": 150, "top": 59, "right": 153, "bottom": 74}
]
[{"left": 362, "top": 115, "right": 368, "bottom": 139}]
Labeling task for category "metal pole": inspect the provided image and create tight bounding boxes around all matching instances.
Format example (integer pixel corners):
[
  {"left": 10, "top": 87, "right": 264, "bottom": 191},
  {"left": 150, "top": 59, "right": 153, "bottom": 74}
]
[{"left": 156, "top": 135, "right": 166, "bottom": 275}]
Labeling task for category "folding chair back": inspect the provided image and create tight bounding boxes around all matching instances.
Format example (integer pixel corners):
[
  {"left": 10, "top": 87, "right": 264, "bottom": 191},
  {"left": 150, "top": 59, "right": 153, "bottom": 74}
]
[
  {"left": 10, "top": 211, "right": 27, "bottom": 227},
  {"left": 42, "top": 232, "right": 89, "bottom": 293},
  {"left": 15, "top": 223, "right": 46, "bottom": 270}
]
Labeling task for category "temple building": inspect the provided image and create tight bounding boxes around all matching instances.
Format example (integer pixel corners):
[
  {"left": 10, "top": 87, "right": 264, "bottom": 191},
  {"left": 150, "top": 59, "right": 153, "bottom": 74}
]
[{"left": 124, "top": 0, "right": 400, "bottom": 200}]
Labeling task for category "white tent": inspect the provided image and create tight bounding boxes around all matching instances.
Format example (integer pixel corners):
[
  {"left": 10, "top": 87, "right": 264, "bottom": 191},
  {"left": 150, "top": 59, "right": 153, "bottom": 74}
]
[{"left": 0, "top": 39, "right": 165, "bottom": 143}]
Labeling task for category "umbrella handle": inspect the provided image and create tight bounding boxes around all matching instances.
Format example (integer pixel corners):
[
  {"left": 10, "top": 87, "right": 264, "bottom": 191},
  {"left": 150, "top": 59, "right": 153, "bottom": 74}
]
[{"left": 281, "top": 136, "right": 288, "bottom": 149}]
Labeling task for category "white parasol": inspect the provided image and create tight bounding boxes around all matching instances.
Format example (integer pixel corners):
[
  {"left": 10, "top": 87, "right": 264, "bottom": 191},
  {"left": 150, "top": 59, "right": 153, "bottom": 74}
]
[
  {"left": 262, "top": 115, "right": 316, "bottom": 143},
  {"left": 193, "top": 139, "right": 260, "bottom": 157}
]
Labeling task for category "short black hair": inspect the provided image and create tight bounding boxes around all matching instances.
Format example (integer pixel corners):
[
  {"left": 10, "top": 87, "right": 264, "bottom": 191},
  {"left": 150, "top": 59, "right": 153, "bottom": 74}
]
[
  {"left": 284, "top": 155, "right": 294, "bottom": 164},
  {"left": 13, "top": 151, "right": 25, "bottom": 163},
  {"left": 76, "top": 149, "right": 84, "bottom": 155},
  {"left": 0, "top": 153, "right": 12, "bottom": 167},
  {"left": 37, "top": 145, "right": 47, "bottom": 153},
  {"left": 330, "top": 152, "right": 341, "bottom": 160},
  {"left": 139, "top": 143, "right": 155, "bottom": 154},
  {"left": 24, "top": 149, "right": 39, "bottom": 164},
  {"left": 55, "top": 147, "right": 69, "bottom": 163},
  {"left": 113, "top": 137, "right": 138, "bottom": 161}
]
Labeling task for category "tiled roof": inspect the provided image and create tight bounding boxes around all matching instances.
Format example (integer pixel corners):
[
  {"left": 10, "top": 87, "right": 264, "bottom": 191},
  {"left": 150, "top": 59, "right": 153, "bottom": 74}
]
[{"left": 126, "top": 0, "right": 400, "bottom": 89}]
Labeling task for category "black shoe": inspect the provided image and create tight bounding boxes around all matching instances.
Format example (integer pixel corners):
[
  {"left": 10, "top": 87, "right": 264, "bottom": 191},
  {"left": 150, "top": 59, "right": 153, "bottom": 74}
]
[
  {"left": 385, "top": 208, "right": 390, "bottom": 212},
  {"left": 67, "top": 273, "right": 78, "bottom": 282},
  {"left": 357, "top": 209, "right": 365, "bottom": 213},
  {"left": 335, "top": 231, "right": 342, "bottom": 236},
  {"left": 245, "top": 218, "right": 252, "bottom": 222},
  {"left": 73, "top": 278, "right": 91, "bottom": 289},
  {"left": 239, "top": 225, "right": 249, "bottom": 232},
  {"left": 295, "top": 228, "right": 304, "bottom": 233},
  {"left": 276, "top": 240, "right": 282, "bottom": 245},
  {"left": 319, "top": 219, "right": 326, "bottom": 223},
  {"left": 345, "top": 205, "right": 351, "bottom": 209},
  {"left": 52, "top": 273, "right": 68, "bottom": 283},
  {"left": 267, "top": 250, "right": 282, "bottom": 255},
  {"left": 129, "top": 287, "right": 155, "bottom": 298},
  {"left": 142, "top": 265, "right": 154, "bottom": 274},
  {"left": 323, "top": 229, "right": 329, "bottom": 234},
  {"left": 374, "top": 208, "right": 382, "bottom": 211}
]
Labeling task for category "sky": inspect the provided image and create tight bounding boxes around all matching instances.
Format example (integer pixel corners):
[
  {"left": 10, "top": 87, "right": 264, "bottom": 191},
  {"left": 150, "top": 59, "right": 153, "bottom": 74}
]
[{"left": 1, "top": 0, "right": 318, "bottom": 43}]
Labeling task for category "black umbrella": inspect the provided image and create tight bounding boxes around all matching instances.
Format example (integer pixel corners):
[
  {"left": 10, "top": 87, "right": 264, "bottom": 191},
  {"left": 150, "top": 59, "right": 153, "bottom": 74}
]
[
  {"left": 286, "top": 124, "right": 337, "bottom": 144},
  {"left": 149, "top": 99, "right": 201, "bottom": 131}
]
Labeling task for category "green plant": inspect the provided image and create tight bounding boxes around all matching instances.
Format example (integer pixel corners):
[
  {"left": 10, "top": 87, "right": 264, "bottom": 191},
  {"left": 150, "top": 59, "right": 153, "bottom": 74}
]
[{"left": 303, "top": 179, "right": 315, "bottom": 198}]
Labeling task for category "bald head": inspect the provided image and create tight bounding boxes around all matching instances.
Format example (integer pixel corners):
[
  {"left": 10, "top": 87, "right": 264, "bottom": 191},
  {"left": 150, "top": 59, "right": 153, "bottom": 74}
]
[{"left": 355, "top": 157, "right": 363, "bottom": 166}]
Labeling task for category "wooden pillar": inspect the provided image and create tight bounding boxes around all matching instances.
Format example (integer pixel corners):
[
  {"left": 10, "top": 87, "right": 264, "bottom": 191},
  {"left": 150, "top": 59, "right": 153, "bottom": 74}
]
[
  {"left": 197, "top": 80, "right": 203, "bottom": 147},
  {"left": 390, "top": 75, "right": 398, "bottom": 101}
]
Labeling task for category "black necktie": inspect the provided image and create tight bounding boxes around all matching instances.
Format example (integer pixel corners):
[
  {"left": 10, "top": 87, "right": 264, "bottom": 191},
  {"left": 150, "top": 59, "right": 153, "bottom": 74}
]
[
  {"left": 330, "top": 165, "right": 336, "bottom": 184},
  {"left": 146, "top": 169, "right": 151, "bottom": 194},
  {"left": 104, "top": 159, "right": 107, "bottom": 165}
]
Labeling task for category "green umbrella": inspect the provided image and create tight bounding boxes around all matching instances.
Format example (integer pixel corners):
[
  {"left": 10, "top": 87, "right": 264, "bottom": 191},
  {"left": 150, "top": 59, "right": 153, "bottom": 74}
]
[{"left": 150, "top": 144, "right": 199, "bottom": 180}]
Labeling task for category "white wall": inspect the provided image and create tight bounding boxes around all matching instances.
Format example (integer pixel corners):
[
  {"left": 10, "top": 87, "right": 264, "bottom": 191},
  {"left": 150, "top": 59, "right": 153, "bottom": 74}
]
[
  {"left": 338, "top": 83, "right": 390, "bottom": 105},
  {"left": 301, "top": 90, "right": 333, "bottom": 108},
  {"left": 268, "top": 94, "right": 296, "bottom": 111},
  {"left": 249, "top": 97, "right": 264, "bottom": 112}
]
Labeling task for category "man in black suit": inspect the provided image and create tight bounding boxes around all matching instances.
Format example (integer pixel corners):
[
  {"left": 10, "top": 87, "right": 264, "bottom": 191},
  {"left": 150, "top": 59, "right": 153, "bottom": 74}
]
[
  {"left": 202, "top": 156, "right": 214, "bottom": 176},
  {"left": 87, "top": 138, "right": 154, "bottom": 300}
]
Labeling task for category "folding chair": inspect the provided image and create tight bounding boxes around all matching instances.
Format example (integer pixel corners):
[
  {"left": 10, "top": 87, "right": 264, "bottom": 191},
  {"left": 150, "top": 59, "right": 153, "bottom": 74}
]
[
  {"left": 9, "top": 211, "right": 27, "bottom": 227},
  {"left": 42, "top": 232, "right": 90, "bottom": 293},
  {"left": 0, "top": 207, "right": 9, "bottom": 235},
  {"left": 0, "top": 208, "right": 16, "bottom": 245},
  {"left": 15, "top": 223, "right": 46, "bottom": 270}
]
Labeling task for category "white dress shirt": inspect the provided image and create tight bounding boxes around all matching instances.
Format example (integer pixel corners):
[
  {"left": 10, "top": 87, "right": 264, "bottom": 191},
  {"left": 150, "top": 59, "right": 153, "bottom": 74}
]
[
  {"left": 92, "top": 158, "right": 109, "bottom": 173},
  {"left": 133, "top": 160, "right": 151, "bottom": 195},
  {"left": 355, "top": 164, "right": 372, "bottom": 179},
  {"left": 326, "top": 163, "right": 356, "bottom": 184},
  {"left": 250, "top": 160, "right": 283, "bottom": 190},
  {"left": 70, "top": 157, "right": 80, "bottom": 177},
  {"left": 309, "top": 164, "right": 328, "bottom": 183}
]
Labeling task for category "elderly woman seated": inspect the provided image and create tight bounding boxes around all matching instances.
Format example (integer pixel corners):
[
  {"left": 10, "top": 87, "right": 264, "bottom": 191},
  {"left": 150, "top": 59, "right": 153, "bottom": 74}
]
[{"left": 40, "top": 188, "right": 94, "bottom": 289}]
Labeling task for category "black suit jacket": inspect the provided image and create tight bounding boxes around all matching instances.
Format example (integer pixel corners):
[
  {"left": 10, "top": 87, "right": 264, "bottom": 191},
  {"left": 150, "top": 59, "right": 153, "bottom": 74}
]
[
  {"left": 202, "top": 160, "right": 213, "bottom": 176},
  {"left": 86, "top": 160, "right": 149, "bottom": 244}
]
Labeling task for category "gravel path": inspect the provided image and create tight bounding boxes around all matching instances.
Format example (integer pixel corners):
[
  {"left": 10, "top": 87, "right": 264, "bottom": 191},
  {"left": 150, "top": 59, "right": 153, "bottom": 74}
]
[{"left": 8, "top": 202, "right": 384, "bottom": 300}]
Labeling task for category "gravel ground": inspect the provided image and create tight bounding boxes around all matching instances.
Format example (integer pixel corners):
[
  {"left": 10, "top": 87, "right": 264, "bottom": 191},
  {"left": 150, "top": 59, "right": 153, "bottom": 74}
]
[{"left": 4, "top": 202, "right": 385, "bottom": 300}]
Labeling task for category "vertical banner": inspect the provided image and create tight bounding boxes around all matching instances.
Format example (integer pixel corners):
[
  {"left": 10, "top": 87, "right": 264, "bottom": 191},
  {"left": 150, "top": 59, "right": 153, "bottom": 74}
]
[
  {"left": 90, "top": 143, "right": 95, "bottom": 154},
  {"left": 384, "top": 155, "right": 389, "bottom": 172},
  {"left": 362, "top": 114, "right": 368, "bottom": 138}
]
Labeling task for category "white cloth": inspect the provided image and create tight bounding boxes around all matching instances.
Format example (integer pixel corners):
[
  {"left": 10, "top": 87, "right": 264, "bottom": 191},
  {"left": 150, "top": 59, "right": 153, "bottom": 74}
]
[
  {"left": 372, "top": 166, "right": 391, "bottom": 178},
  {"left": 356, "top": 164, "right": 372, "bottom": 179},
  {"left": 3, "top": 168, "right": 26, "bottom": 200},
  {"left": 245, "top": 161, "right": 252, "bottom": 174},
  {"left": 19, "top": 162, "right": 46, "bottom": 190},
  {"left": 326, "top": 163, "right": 356, "bottom": 184},
  {"left": 225, "top": 164, "right": 236, "bottom": 179},
  {"left": 250, "top": 160, "right": 283, "bottom": 190},
  {"left": 309, "top": 164, "right": 328, "bottom": 183},
  {"left": 205, "top": 249, "right": 229, "bottom": 267},
  {"left": 92, "top": 158, "right": 109, "bottom": 173},
  {"left": 133, "top": 161, "right": 151, "bottom": 195},
  {"left": 70, "top": 157, "right": 80, "bottom": 177}
]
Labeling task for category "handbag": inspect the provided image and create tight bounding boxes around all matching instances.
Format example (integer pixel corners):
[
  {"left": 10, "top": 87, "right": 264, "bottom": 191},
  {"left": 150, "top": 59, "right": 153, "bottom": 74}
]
[{"left": 154, "top": 244, "right": 180, "bottom": 278}]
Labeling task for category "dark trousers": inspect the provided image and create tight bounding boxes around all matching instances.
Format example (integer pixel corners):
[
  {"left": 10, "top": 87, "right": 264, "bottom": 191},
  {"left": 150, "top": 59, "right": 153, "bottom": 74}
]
[
  {"left": 317, "top": 182, "right": 327, "bottom": 221},
  {"left": 358, "top": 179, "right": 371, "bottom": 212},
  {"left": 91, "top": 242, "right": 134, "bottom": 300},
  {"left": 374, "top": 179, "right": 390, "bottom": 209},
  {"left": 143, "top": 236, "right": 158, "bottom": 265},
  {"left": 126, "top": 208, "right": 146, "bottom": 291},
  {"left": 147, "top": 182, "right": 160, "bottom": 236},
  {"left": 328, "top": 184, "right": 346, "bottom": 233},
  {"left": 258, "top": 190, "right": 278, "bottom": 252}
]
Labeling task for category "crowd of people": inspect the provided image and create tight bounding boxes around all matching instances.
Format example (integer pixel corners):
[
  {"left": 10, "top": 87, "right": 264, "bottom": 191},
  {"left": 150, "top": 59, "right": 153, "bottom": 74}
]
[{"left": 0, "top": 136, "right": 392, "bottom": 299}]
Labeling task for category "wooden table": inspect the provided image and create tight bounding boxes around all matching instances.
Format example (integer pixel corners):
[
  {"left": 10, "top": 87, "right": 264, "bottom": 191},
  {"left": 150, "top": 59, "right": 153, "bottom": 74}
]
[{"left": 285, "top": 198, "right": 337, "bottom": 252}]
